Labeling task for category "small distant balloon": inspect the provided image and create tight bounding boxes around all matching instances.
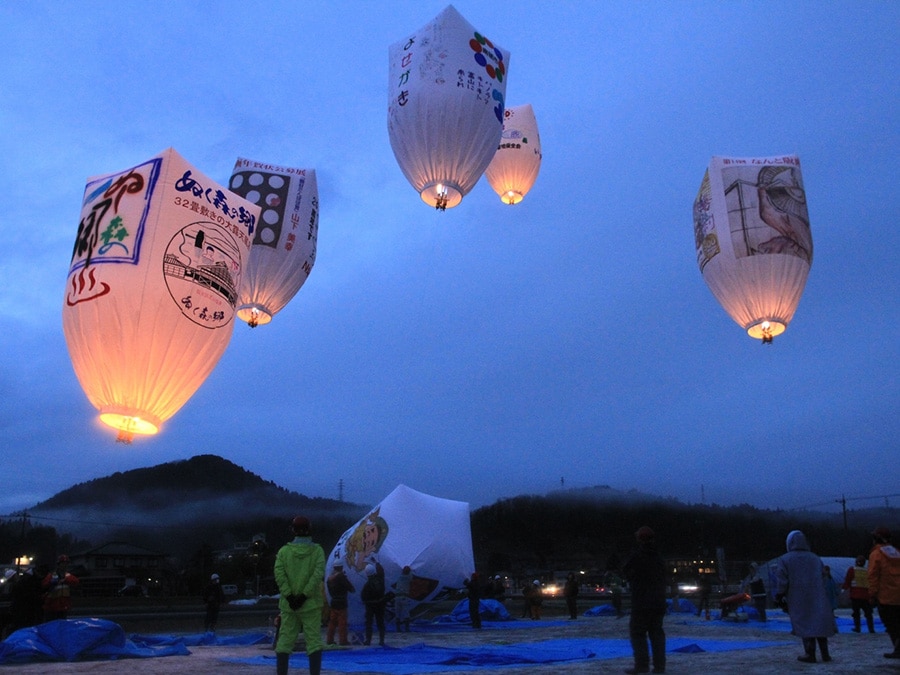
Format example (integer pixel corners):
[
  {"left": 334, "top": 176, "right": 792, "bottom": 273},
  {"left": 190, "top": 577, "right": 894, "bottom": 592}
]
[
  {"left": 693, "top": 154, "right": 813, "bottom": 343},
  {"left": 484, "top": 103, "right": 542, "bottom": 205}
]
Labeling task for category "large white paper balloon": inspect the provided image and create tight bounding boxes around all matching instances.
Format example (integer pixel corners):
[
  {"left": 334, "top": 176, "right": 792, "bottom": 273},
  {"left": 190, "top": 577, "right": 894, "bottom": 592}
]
[
  {"left": 228, "top": 158, "right": 318, "bottom": 327},
  {"left": 693, "top": 155, "right": 813, "bottom": 343},
  {"left": 326, "top": 485, "right": 474, "bottom": 626},
  {"left": 388, "top": 5, "right": 510, "bottom": 210},
  {"left": 484, "top": 103, "right": 542, "bottom": 204},
  {"left": 63, "top": 148, "right": 258, "bottom": 441}
]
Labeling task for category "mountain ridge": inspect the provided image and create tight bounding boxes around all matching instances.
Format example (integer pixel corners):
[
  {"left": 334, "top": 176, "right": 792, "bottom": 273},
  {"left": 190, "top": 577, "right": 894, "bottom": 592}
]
[
  {"left": 25, "top": 454, "right": 367, "bottom": 560},
  {"left": 33, "top": 454, "right": 319, "bottom": 510},
  {"left": 17, "top": 455, "right": 899, "bottom": 571}
]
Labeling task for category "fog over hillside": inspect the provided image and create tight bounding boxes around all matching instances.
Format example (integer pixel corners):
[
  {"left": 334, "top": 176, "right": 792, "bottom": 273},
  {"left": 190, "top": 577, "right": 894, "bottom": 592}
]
[
  {"left": 22, "top": 455, "right": 368, "bottom": 556},
  {"left": 7, "top": 455, "right": 897, "bottom": 568}
]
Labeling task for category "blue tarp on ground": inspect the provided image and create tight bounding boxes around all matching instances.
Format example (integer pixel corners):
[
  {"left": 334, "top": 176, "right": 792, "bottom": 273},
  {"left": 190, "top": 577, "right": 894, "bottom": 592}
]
[
  {"left": 584, "top": 600, "right": 697, "bottom": 616},
  {"left": 0, "top": 619, "right": 190, "bottom": 664},
  {"left": 225, "top": 637, "right": 787, "bottom": 673},
  {"left": 668, "top": 598, "right": 698, "bottom": 613},
  {"left": 130, "top": 631, "right": 270, "bottom": 647},
  {"left": 2, "top": 613, "right": 872, "bottom": 668},
  {"left": 416, "top": 618, "right": 572, "bottom": 632},
  {"left": 440, "top": 599, "right": 512, "bottom": 623}
]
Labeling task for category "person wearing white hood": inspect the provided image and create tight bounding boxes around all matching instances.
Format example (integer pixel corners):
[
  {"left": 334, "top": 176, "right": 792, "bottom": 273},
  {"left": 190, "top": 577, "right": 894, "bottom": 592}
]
[{"left": 774, "top": 530, "right": 836, "bottom": 663}]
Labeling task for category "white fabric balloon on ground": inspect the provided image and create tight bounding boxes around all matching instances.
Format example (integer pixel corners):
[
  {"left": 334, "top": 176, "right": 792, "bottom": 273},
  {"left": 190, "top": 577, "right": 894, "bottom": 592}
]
[{"left": 326, "top": 485, "right": 474, "bottom": 627}]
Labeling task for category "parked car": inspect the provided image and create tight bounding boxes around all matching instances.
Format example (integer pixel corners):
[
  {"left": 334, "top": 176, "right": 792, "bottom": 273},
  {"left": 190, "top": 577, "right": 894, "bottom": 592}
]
[{"left": 221, "top": 584, "right": 239, "bottom": 597}]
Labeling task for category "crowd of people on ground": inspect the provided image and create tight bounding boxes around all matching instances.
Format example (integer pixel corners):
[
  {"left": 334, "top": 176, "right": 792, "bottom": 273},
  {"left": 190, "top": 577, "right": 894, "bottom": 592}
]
[
  {"left": 3, "top": 516, "right": 899, "bottom": 675},
  {"left": 266, "top": 516, "right": 900, "bottom": 675},
  {"left": 2, "top": 554, "right": 81, "bottom": 636}
]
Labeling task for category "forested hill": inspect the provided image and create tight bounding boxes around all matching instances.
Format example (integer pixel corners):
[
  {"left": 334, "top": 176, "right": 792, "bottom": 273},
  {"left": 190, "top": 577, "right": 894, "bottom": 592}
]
[
  {"left": 470, "top": 488, "right": 900, "bottom": 575},
  {"left": 15, "top": 459, "right": 899, "bottom": 572},
  {"left": 34, "top": 454, "right": 334, "bottom": 511},
  {"left": 26, "top": 454, "right": 367, "bottom": 559}
]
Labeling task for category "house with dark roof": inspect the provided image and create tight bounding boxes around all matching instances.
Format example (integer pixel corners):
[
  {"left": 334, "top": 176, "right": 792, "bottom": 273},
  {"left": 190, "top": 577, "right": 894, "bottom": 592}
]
[{"left": 70, "top": 542, "right": 169, "bottom": 596}]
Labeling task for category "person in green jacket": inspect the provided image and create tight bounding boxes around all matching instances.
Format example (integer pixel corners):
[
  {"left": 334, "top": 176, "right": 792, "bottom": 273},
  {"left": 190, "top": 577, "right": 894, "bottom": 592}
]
[{"left": 274, "top": 516, "right": 326, "bottom": 675}]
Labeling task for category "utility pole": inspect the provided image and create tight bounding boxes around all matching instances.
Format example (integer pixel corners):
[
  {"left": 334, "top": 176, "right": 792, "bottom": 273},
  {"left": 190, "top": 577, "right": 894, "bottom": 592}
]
[
  {"left": 836, "top": 494, "right": 848, "bottom": 532},
  {"left": 338, "top": 479, "right": 344, "bottom": 502}
]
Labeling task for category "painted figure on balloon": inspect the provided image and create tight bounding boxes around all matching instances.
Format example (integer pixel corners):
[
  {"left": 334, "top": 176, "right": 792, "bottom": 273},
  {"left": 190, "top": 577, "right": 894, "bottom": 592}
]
[
  {"left": 756, "top": 166, "right": 812, "bottom": 263},
  {"left": 344, "top": 509, "right": 389, "bottom": 574}
]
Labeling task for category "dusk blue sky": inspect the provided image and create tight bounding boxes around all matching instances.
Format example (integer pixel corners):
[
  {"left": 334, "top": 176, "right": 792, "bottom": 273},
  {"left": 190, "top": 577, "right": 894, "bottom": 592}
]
[{"left": 2, "top": 2, "right": 898, "bottom": 516}]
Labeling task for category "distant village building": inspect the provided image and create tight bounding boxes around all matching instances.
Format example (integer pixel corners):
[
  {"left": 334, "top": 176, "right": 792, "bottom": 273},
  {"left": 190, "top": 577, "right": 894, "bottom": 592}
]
[
  {"left": 212, "top": 533, "right": 266, "bottom": 564},
  {"left": 71, "top": 542, "right": 169, "bottom": 596}
]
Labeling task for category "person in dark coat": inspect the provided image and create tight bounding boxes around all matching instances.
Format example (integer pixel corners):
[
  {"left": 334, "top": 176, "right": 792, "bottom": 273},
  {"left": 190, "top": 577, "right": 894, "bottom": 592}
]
[
  {"left": 563, "top": 572, "right": 579, "bottom": 620},
  {"left": 695, "top": 572, "right": 712, "bottom": 620},
  {"left": 463, "top": 572, "right": 482, "bottom": 629},
  {"left": 622, "top": 526, "right": 667, "bottom": 674},
  {"left": 361, "top": 563, "right": 387, "bottom": 646},
  {"left": 202, "top": 573, "right": 226, "bottom": 632},
  {"left": 520, "top": 579, "right": 531, "bottom": 618},
  {"left": 528, "top": 580, "right": 544, "bottom": 619},
  {"left": 326, "top": 563, "right": 355, "bottom": 645},
  {"left": 774, "top": 530, "right": 836, "bottom": 663},
  {"left": 8, "top": 567, "right": 45, "bottom": 632},
  {"left": 741, "top": 562, "right": 768, "bottom": 622}
]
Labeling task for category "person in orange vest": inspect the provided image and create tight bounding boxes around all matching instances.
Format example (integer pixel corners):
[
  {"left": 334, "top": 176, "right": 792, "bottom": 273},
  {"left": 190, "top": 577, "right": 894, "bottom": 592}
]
[
  {"left": 42, "top": 555, "right": 80, "bottom": 620},
  {"left": 843, "top": 555, "right": 875, "bottom": 634},
  {"left": 869, "top": 527, "right": 900, "bottom": 659}
]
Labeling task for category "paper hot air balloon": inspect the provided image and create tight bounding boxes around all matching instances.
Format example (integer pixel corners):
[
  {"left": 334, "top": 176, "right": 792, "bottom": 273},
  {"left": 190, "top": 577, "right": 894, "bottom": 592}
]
[
  {"left": 388, "top": 5, "right": 510, "bottom": 210},
  {"left": 228, "top": 158, "right": 318, "bottom": 328},
  {"left": 62, "top": 148, "right": 258, "bottom": 441},
  {"left": 693, "top": 155, "right": 813, "bottom": 343},
  {"left": 484, "top": 103, "right": 542, "bottom": 204},
  {"left": 325, "top": 485, "right": 474, "bottom": 627}
]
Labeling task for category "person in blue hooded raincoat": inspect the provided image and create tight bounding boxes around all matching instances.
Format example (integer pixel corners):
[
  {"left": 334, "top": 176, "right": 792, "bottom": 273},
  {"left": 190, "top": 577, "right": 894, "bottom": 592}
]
[{"left": 774, "top": 530, "right": 836, "bottom": 664}]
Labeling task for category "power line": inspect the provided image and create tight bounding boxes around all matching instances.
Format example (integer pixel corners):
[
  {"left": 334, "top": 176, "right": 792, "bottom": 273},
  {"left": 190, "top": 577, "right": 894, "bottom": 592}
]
[
  {"left": 791, "top": 492, "right": 900, "bottom": 512},
  {"left": 843, "top": 492, "right": 900, "bottom": 504}
]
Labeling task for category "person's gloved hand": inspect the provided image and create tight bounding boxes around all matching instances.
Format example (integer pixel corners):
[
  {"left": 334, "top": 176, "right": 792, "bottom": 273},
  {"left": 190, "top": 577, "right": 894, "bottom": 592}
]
[{"left": 287, "top": 593, "right": 307, "bottom": 610}]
